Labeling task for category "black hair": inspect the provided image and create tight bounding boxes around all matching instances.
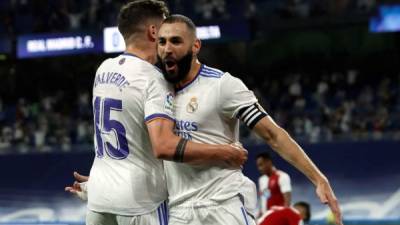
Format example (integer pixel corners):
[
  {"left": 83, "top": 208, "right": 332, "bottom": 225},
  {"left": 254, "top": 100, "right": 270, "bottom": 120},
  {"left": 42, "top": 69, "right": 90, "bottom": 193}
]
[
  {"left": 162, "top": 14, "right": 196, "bottom": 36},
  {"left": 294, "top": 201, "right": 311, "bottom": 223},
  {"left": 256, "top": 152, "right": 272, "bottom": 161}
]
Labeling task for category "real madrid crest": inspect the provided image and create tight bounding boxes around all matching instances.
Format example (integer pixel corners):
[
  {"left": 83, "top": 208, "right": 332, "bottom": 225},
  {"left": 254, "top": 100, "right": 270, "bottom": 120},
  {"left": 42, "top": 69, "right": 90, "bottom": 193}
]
[{"left": 186, "top": 97, "right": 198, "bottom": 113}]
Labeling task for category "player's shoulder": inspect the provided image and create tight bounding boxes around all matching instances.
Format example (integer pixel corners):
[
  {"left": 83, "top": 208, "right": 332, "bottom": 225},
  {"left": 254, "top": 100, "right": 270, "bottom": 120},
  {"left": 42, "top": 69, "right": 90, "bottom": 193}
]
[
  {"left": 289, "top": 207, "right": 302, "bottom": 216},
  {"left": 97, "top": 57, "right": 114, "bottom": 70},
  {"left": 199, "top": 64, "right": 225, "bottom": 79},
  {"left": 122, "top": 53, "right": 161, "bottom": 72},
  {"left": 108, "top": 53, "right": 161, "bottom": 73},
  {"left": 259, "top": 174, "right": 269, "bottom": 183},
  {"left": 276, "top": 170, "right": 290, "bottom": 177},
  {"left": 119, "top": 54, "right": 166, "bottom": 81},
  {"left": 97, "top": 54, "right": 133, "bottom": 73},
  {"left": 198, "top": 64, "right": 247, "bottom": 84},
  {"left": 200, "top": 64, "right": 248, "bottom": 89}
]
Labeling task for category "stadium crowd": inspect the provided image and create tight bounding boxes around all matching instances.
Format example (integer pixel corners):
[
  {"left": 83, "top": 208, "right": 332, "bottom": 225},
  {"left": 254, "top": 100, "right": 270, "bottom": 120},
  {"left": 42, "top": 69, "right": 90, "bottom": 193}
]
[
  {"left": 0, "top": 0, "right": 375, "bottom": 36},
  {"left": 0, "top": 91, "right": 93, "bottom": 153},
  {"left": 242, "top": 72, "right": 400, "bottom": 144},
  {"left": 0, "top": 72, "right": 398, "bottom": 154},
  {"left": 0, "top": 0, "right": 393, "bottom": 154}
]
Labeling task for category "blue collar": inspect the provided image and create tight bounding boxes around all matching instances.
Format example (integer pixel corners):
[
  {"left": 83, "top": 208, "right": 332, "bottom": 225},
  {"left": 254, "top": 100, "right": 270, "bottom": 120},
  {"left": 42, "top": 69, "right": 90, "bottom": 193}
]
[{"left": 175, "top": 64, "right": 204, "bottom": 93}]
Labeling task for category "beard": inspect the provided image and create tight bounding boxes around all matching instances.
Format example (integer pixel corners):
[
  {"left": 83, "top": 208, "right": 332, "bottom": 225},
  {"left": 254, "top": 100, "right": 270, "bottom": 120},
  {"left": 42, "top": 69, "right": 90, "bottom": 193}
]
[{"left": 157, "top": 51, "right": 193, "bottom": 84}]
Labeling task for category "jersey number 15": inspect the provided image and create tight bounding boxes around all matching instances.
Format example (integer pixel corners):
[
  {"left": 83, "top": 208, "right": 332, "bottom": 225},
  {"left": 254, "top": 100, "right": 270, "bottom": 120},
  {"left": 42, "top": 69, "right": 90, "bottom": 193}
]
[{"left": 93, "top": 96, "right": 129, "bottom": 159}]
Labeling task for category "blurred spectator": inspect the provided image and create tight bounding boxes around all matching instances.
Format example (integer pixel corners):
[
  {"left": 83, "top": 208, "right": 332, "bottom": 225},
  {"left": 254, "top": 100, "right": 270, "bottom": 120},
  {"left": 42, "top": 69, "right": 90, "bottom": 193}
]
[
  {"left": 0, "top": 93, "right": 93, "bottom": 154},
  {"left": 0, "top": 0, "right": 393, "bottom": 154},
  {"left": 0, "top": 70, "right": 399, "bottom": 154},
  {"left": 257, "top": 152, "right": 292, "bottom": 216},
  {"left": 278, "top": 0, "right": 311, "bottom": 18},
  {"left": 357, "top": 0, "right": 375, "bottom": 12},
  {"left": 240, "top": 71, "right": 400, "bottom": 144},
  {"left": 195, "top": 0, "right": 229, "bottom": 20},
  {"left": 0, "top": 0, "right": 377, "bottom": 35},
  {"left": 0, "top": 126, "right": 12, "bottom": 153}
]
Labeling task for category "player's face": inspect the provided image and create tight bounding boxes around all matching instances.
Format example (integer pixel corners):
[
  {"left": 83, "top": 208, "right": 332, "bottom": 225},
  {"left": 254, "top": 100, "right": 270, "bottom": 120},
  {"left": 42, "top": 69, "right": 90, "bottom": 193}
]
[
  {"left": 256, "top": 158, "right": 272, "bottom": 175},
  {"left": 157, "top": 22, "right": 195, "bottom": 83}
]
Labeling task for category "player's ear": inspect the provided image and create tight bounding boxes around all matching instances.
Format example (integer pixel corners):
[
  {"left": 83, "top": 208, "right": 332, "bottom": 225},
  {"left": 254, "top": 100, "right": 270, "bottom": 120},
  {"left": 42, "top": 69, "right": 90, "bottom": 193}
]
[
  {"left": 147, "top": 25, "right": 157, "bottom": 42},
  {"left": 192, "top": 38, "right": 201, "bottom": 55}
]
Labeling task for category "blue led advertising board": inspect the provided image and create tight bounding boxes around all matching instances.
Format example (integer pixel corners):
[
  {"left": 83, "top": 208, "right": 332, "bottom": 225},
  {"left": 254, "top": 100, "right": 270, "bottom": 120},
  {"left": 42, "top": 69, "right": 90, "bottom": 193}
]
[{"left": 17, "top": 32, "right": 102, "bottom": 58}]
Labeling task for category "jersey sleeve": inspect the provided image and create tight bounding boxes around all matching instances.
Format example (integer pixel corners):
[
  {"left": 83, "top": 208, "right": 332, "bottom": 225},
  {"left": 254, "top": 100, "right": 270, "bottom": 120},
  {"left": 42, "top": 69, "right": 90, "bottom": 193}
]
[
  {"left": 258, "top": 176, "right": 268, "bottom": 214},
  {"left": 219, "top": 73, "right": 268, "bottom": 129},
  {"left": 144, "top": 75, "right": 175, "bottom": 122},
  {"left": 278, "top": 172, "right": 292, "bottom": 193},
  {"left": 258, "top": 175, "right": 268, "bottom": 194}
]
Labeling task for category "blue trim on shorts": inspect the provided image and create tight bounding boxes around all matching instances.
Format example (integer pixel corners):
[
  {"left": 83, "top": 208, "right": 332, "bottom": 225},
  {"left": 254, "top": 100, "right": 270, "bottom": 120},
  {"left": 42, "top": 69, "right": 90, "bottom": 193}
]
[
  {"left": 157, "top": 206, "right": 163, "bottom": 225},
  {"left": 162, "top": 202, "right": 168, "bottom": 225},
  {"left": 241, "top": 207, "right": 250, "bottom": 225},
  {"left": 157, "top": 202, "right": 168, "bottom": 225}
]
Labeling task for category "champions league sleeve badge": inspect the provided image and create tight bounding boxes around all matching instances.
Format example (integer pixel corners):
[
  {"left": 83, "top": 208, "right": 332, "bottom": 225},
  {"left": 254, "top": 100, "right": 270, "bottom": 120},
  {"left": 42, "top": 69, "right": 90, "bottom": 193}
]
[
  {"left": 186, "top": 97, "right": 198, "bottom": 113},
  {"left": 164, "top": 92, "right": 175, "bottom": 115}
]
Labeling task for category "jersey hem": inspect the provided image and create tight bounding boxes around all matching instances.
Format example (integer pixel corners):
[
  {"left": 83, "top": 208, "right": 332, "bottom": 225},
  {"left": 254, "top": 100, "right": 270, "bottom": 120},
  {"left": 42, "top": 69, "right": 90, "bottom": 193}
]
[{"left": 87, "top": 200, "right": 165, "bottom": 216}]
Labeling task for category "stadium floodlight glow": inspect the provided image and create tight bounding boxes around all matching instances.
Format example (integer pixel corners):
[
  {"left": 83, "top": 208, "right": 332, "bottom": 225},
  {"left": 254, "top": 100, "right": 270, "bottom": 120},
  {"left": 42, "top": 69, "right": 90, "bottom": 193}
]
[
  {"left": 196, "top": 26, "right": 221, "bottom": 40},
  {"left": 17, "top": 32, "right": 102, "bottom": 58},
  {"left": 103, "top": 25, "right": 222, "bottom": 53},
  {"left": 370, "top": 4, "right": 400, "bottom": 32}
]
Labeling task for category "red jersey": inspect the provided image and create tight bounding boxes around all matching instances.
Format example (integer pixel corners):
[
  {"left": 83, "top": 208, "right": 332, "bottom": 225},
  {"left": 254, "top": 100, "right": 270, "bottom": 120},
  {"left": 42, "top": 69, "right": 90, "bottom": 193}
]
[
  {"left": 258, "top": 170, "right": 291, "bottom": 213},
  {"left": 258, "top": 206, "right": 303, "bottom": 225}
]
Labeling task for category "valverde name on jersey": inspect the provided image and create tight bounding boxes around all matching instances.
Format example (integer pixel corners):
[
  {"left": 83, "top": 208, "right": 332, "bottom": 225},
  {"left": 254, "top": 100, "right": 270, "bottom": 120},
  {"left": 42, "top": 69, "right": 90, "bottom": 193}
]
[{"left": 93, "top": 71, "right": 131, "bottom": 91}]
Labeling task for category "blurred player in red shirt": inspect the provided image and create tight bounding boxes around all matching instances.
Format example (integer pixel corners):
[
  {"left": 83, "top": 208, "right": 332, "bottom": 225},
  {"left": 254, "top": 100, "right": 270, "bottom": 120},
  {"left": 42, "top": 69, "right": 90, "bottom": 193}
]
[
  {"left": 258, "top": 201, "right": 311, "bottom": 225},
  {"left": 257, "top": 152, "right": 292, "bottom": 215}
]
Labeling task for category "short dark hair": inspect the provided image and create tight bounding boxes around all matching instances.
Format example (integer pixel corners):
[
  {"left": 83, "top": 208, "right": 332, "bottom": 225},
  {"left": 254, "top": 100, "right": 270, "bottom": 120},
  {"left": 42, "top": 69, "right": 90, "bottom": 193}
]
[
  {"left": 162, "top": 14, "right": 196, "bottom": 36},
  {"left": 294, "top": 201, "right": 311, "bottom": 223},
  {"left": 256, "top": 152, "right": 272, "bottom": 161},
  {"left": 118, "top": 0, "right": 169, "bottom": 41}
]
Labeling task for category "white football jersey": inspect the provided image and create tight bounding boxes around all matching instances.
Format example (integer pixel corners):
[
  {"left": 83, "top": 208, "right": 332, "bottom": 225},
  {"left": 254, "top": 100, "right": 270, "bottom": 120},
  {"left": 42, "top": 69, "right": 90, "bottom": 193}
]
[
  {"left": 164, "top": 64, "right": 266, "bottom": 216},
  {"left": 87, "top": 53, "right": 174, "bottom": 216}
]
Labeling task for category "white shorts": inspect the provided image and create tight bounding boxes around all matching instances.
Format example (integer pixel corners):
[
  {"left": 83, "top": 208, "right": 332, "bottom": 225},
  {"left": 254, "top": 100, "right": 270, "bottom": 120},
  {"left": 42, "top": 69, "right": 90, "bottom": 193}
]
[
  {"left": 168, "top": 196, "right": 256, "bottom": 225},
  {"left": 86, "top": 202, "right": 168, "bottom": 225}
]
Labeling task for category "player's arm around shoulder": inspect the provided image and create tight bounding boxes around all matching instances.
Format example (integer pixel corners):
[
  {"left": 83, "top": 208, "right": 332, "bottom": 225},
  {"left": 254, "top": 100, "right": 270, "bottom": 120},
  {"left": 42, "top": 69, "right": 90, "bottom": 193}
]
[
  {"left": 146, "top": 118, "right": 247, "bottom": 168},
  {"left": 144, "top": 70, "right": 248, "bottom": 168}
]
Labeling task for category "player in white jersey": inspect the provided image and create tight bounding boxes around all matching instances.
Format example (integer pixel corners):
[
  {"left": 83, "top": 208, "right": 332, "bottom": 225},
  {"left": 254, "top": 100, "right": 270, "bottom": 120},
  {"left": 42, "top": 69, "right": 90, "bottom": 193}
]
[
  {"left": 72, "top": 2, "right": 248, "bottom": 225},
  {"left": 156, "top": 15, "right": 343, "bottom": 225}
]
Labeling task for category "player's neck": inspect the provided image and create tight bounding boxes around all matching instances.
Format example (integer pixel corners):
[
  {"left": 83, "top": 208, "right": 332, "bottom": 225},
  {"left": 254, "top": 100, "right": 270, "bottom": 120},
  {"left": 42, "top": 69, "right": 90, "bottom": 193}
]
[
  {"left": 266, "top": 167, "right": 276, "bottom": 176},
  {"left": 176, "top": 60, "right": 201, "bottom": 89},
  {"left": 125, "top": 44, "right": 156, "bottom": 65}
]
